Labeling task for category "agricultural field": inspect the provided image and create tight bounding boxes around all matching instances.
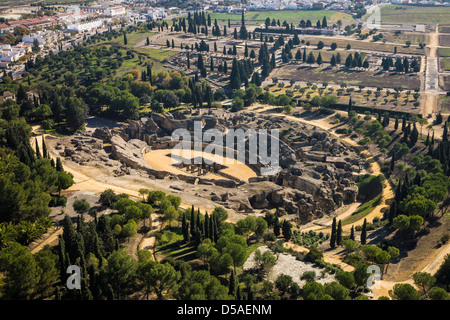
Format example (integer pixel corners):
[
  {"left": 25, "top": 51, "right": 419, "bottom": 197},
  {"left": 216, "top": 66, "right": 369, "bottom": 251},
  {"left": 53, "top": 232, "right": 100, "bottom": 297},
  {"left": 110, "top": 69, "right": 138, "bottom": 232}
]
[
  {"left": 208, "top": 10, "right": 354, "bottom": 26},
  {"left": 300, "top": 35, "right": 424, "bottom": 55},
  {"left": 270, "top": 64, "right": 421, "bottom": 90},
  {"left": 379, "top": 5, "right": 450, "bottom": 24},
  {"left": 267, "top": 81, "right": 421, "bottom": 113},
  {"left": 382, "top": 31, "right": 427, "bottom": 46},
  {"left": 439, "top": 25, "right": 450, "bottom": 33},
  {"left": 439, "top": 35, "right": 450, "bottom": 47}
]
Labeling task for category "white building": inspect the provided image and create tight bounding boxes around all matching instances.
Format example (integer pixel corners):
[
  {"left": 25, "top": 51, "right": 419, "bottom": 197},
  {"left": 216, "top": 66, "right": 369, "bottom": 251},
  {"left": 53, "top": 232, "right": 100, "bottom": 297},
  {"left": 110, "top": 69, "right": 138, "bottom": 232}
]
[
  {"left": 22, "top": 30, "right": 62, "bottom": 47},
  {"left": 80, "top": 5, "right": 126, "bottom": 17},
  {"left": 66, "top": 19, "right": 105, "bottom": 32}
]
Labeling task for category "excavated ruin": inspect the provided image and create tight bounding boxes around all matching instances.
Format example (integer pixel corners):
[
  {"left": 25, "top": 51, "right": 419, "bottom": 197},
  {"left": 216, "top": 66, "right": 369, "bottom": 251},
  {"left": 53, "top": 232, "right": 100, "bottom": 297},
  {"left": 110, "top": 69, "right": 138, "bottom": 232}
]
[{"left": 52, "top": 108, "right": 365, "bottom": 223}]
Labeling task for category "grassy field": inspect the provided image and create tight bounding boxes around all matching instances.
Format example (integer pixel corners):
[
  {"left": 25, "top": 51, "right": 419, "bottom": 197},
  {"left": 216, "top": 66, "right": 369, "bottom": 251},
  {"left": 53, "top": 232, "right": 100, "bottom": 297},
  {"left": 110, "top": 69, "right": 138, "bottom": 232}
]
[
  {"left": 379, "top": 5, "right": 450, "bottom": 24},
  {"left": 439, "top": 48, "right": 450, "bottom": 57},
  {"left": 208, "top": 10, "right": 354, "bottom": 26},
  {"left": 442, "top": 58, "right": 450, "bottom": 71},
  {"left": 89, "top": 30, "right": 174, "bottom": 71}
]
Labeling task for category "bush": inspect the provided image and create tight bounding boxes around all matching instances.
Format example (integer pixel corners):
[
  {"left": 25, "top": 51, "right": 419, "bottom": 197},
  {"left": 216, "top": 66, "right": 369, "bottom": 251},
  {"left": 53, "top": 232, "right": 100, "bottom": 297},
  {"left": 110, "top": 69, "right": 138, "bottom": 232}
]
[
  {"left": 49, "top": 195, "right": 67, "bottom": 207},
  {"left": 263, "top": 232, "right": 277, "bottom": 242}
]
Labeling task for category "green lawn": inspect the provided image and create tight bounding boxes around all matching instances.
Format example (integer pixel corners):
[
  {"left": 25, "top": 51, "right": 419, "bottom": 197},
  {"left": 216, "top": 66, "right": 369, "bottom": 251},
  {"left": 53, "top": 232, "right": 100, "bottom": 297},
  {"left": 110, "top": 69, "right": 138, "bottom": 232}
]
[
  {"left": 208, "top": 10, "right": 354, "bottom": 26},
  {"left": 439, "top": 48, "right": 450, "bottom": 57},
  {"left": 444, "top": 58, "right": 450, "bottom": 71},
  {"left": 379, "top": 5, "right": 450, "bottom": 24},
  {"left": 342, "top": 195, "right": 382, "bottom": 226}
]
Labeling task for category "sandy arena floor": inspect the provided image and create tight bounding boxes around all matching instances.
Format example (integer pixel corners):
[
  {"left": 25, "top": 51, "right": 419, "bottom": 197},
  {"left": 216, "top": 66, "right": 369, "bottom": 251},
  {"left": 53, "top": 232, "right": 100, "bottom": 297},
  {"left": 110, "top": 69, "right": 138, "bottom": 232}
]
[{"left": 143, "top": 148, "right": 258, "bottom": 181}]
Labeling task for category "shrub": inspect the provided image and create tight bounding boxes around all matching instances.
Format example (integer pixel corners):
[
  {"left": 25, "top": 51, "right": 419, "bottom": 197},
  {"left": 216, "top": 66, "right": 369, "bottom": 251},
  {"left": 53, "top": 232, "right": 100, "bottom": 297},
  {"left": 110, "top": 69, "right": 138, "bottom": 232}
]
[{"left": 263, "top": 232, "right": 277, "bottom": 242}]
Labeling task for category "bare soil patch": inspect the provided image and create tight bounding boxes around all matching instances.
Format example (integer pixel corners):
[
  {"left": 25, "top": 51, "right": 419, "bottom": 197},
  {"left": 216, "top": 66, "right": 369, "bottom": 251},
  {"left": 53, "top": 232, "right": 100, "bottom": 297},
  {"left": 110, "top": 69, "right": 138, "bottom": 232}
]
[{"left": 271, "top": 64, "right": 421, "bottom": 89}]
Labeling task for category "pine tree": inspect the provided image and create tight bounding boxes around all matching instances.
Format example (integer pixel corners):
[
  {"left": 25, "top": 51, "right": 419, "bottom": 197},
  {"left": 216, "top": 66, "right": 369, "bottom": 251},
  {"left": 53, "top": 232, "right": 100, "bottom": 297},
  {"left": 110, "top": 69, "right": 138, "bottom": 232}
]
[
  {"left": 330, "top": 217, "right": 337, "bottom": 248},
  {"left": 361, "top": 219, "right": 367, "bottom": 245}
]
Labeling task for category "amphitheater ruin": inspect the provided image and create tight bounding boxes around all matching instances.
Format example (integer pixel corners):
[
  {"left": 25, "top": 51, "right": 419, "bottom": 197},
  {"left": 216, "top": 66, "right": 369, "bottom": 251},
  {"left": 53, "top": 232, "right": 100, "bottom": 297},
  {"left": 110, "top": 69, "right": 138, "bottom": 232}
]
[{"left": 46, "top": 108, "right": 365, "bottom": 224}]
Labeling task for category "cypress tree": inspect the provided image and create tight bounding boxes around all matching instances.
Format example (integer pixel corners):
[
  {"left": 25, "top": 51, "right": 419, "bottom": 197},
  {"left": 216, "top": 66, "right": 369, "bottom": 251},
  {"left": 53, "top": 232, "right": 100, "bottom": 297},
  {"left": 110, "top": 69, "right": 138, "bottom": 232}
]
[
  {"left": 229, "top": 271, "right": 237, "bottom": 297},
  {"left": 350, "top": 226, "right": 355, "bottom": 241},
  {"left": 273, "top": 217, "right": 280, "bottom": 237},
  {"left": 389, "top": 200, "right": 397, "bottom": 225},
  {"left": 56, "top": 157, "right": 64, "bottom": 172},
  {"left": 230, "top": 58, "right": 241, "bottom": 90},
  {"left": 182, "top": 213, "right": 188, "bottom": 242},
  {"left": 190, "top": 206, "right": 196, "bottom": 236},
  {"left": 58, "top": 236, "right": 67, "bottom": 280},
  {"left": 307, "top": 51, "right": 315, "bottom": 64},
  {"left": 196, "top": 209, "right": 201, "bottom": 236},
  {"left": 236, "top": 284, "right": 242, "bottom": 300},
  {"left": 390, "top": 152, "right": 396, "bottom": 173},
  {"left": 394, "top": 117, "right": 399, "bottom": 130},
  {"left": 316, "top": 52, "right": 323, "bottom": 65},
  {"left": 35, "top": 139, "right": 41, "bottom": 159},
  {"left": 282, "top": 220, "right": 292, "bottom": 240},
  {"left": 41, "top": 135, "right": 48, "bottom": 158},
  {"left": 209, "top": 215, "right": 215, "bottom": 242},
  {"left": 330, "top": 217, "right": 337, "bottom": 248},
  {"left": 205, "top": 212, "right": 210, "bottom": 239},
  {"left": 123, "top": 33, "right": 127, "bottom": 45},
  {"left": 361, "top": 219, "right": 367, "bottom": 245},
  {"left": 330, "top": 54, "right": 336, "bottom": 66},
  {"left": 336, "top": 220, "right": 342, "bottom": 246},
  {"left": 322, "top": 16, "right": 327, "bottom": 28}
]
